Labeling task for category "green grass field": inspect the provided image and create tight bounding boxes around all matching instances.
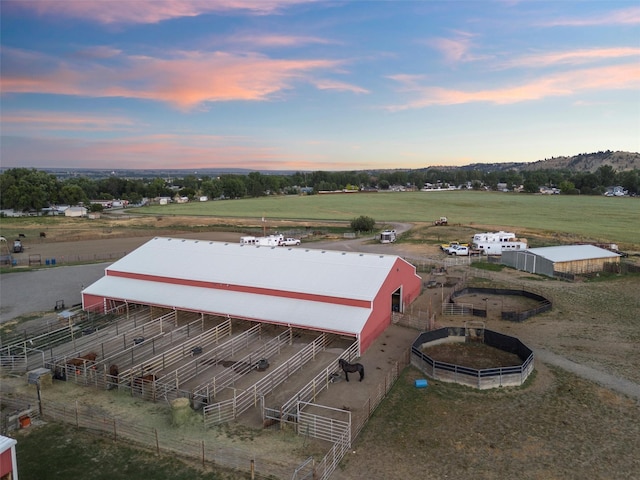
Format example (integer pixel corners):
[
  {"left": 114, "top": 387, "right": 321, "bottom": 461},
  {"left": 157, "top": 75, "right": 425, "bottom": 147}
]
[{"left": 135, "top": 191, "right": 640, "bottom": 248}]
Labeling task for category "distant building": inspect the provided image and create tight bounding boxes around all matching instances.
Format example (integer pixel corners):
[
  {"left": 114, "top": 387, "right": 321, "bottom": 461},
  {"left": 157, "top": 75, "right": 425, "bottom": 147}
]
[
  {"left": 604, "top": 186, "right": 627, "bottom": 197},
  {"left": 502, "top": 245, "right": 620, "bottom": 278},
  {"left": 64, "top": 206, "right": 87, "bottom": 217}
]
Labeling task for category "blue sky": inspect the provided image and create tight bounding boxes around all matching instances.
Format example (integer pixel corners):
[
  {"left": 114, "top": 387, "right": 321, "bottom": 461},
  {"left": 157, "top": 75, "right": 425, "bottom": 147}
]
[{"left": 1, "top": 0, "right": 639, "bottom": 171}]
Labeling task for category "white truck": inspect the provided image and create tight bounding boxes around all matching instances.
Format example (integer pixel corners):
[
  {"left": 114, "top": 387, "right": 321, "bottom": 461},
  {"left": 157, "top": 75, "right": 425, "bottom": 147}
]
[
  {"left": 279, "top": 237, "right": 301, "bottom": 246},
  {"left": 446, "top": 244, "right": 469, "bottom": 256}
]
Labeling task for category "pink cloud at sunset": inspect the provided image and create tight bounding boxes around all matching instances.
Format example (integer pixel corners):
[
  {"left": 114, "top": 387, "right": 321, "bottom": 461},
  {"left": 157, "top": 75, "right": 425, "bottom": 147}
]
[
  {"left": 426, "top": 32, "right": 483, "bottom": 64},
  {"left": 225, "top": 34, "right": 335, "bottom": 48},
  {"left": 311, "top": 79, "right": 369, "bottom": 94},
  {"left": 387, "top": 63, "right": 640, "bottom": 110},
  {"left": 542, "top": 6, "right": 640, "bottom": 27},
  {"left": 2, "top": 48, "right": 343, "bottom": 110},
  {"left": 1, "top": 111, "right": 138, "bottom": 133},
  {"left": 504, "top": 47, "right": 640, "bottom": 68},
  {"left": 12, "top": 0, "right": 315, "bottom": 25}
]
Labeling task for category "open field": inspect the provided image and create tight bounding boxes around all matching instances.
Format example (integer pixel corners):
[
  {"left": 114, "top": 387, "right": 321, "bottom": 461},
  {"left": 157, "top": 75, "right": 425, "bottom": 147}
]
[
  {"left": 130, "top": 191, "right": 640, "bottom": 248},
  {"left": 1, "top": 191, "right": 639, "bottom": 250},
  {"left": 2, "top": 197, "right": 640, "bottom": 480}
]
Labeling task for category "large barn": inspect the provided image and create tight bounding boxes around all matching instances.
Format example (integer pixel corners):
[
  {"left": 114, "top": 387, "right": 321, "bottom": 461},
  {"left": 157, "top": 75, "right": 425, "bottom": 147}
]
[
  {"left": 82, "top": 237, "right": 423, "bottom": 353},
  {"left": 501, "top": 244, "right": 620, "bottom": 277}
]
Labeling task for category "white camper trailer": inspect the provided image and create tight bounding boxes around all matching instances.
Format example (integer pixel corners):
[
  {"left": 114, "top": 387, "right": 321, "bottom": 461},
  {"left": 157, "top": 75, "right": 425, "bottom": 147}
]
[
  {"left": 380, "top": 230, "right": 397, "bottom": 244},
  {"left": 472, "top": 231, "right": 517, "bottom": 244}
]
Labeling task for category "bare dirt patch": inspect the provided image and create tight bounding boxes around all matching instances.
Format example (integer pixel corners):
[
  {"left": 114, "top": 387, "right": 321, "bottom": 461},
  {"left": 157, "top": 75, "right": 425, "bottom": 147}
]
[{"left": 423, "top": 342, "right": 523, "bottom": 369}]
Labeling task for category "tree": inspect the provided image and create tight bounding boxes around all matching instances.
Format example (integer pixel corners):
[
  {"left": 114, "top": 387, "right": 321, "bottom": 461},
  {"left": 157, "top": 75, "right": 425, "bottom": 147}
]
[
  {"left": 220, "top": 175, "right": 247, "bottom": 199},
  {"left": 351, "top": 215, "right": 375, "bottom": 232},
  {"left": 59, "top": 184, "right": 88, "bottom": 205},
  {"left": 559, "top": 180, "right": 578, "bottom": 195}
]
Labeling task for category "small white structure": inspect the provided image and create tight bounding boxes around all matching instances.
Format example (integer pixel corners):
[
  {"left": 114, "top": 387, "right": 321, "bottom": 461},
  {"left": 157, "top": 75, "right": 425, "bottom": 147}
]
[{"left": 64, "top": 206, "right": 87, "bottom": 217}]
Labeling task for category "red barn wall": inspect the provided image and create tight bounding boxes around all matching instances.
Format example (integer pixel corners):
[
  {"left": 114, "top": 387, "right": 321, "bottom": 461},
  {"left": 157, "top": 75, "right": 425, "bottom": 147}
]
[{"left": 360, "top": 258, "right": 422, "bottom": 353}]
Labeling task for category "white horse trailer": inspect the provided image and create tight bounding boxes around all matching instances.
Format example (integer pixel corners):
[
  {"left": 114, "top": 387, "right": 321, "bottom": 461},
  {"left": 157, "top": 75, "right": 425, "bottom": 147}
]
[
  {"left": 380, "top": 230, "right": 397, "bottom": 244},
  {"left": 475, "top": 240, "right": 528, "bottom": 255},
  {"left": 472, "top": 231, "right": 517, "bottom": 244}
]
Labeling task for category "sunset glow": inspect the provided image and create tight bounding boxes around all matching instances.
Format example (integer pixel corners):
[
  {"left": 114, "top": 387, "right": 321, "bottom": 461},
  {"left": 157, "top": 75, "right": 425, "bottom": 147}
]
[{"left": 2, "top": 0, "right": 638, "bottom": 171}]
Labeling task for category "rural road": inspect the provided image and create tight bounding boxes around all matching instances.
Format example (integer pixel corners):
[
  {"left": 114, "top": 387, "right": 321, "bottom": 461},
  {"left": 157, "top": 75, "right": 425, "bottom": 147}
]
[{"left": 534, "top": 348, "right": 640, "bottom": 402}]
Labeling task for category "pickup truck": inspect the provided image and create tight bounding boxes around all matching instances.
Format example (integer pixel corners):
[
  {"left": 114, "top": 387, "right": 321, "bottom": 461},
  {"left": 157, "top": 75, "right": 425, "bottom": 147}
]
[
  {"left": 279, "top": 237, "right": 301, "bottom": 246},
  {"left": 440, "top": 240, "right": 468, "bottom": 251},
  {"left": 446, "top": 245, "right": 469, "bottom": 256}
]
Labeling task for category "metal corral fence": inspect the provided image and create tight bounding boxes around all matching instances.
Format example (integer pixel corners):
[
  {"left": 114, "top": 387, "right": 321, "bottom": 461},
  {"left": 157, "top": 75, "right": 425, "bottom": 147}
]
[
  {"left": 275, "top": 341, "right": 412, "bottom": 480},
  {"left": 449, "top": 286, "right": 552, "bottom": 322},
  {"left": 2, "top": 394, "right": 297, "bottom": 480},
  {"left": 0, "top": 304, "right": 152, "bottom": 374},
  {"left": 411, "top": 327, "right": 534, "bottom": 389},
  {"left": 203, "top": 332, "right": 329, "bottom": 427},
  {"left": 12, "top": 251, "right": 130, "bottom": 268},
  {"left": 117, "top": 318, "right": 233, "bottom": 389}
]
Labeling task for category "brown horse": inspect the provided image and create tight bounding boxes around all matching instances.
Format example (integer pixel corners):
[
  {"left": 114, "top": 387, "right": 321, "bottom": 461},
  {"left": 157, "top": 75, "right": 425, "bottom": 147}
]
[{"left": 67, "top": 352, "right": 98, "bottom": 367}]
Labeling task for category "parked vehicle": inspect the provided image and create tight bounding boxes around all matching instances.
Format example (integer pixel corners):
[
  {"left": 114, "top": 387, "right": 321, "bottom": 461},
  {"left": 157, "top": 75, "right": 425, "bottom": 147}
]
[
  {"left": 441, "top": 240, "right": 468, "bottom": 251},
  {"left": 279, "top": 237, "right": 301, "bottom": 246},
  {"left": 433, "top": 216, "right": 448, "bottom": 226},
  {"left": 379, "top": 230, "right": 397, "bottom": 244},
  {"left": 13, "top": 239, "right": 23, "bottom": 253},
  {"left": 472, "top": 231, "right": 516, "bottom": 244},
  {"left": 240, "top": 234, "right": 284, "bottom": 246},
  {"left": 447, "top": 245, "right": 469, "bottom": 256},
  {"left": 474, "top": 239, "right": 528, "bottom": 255}
]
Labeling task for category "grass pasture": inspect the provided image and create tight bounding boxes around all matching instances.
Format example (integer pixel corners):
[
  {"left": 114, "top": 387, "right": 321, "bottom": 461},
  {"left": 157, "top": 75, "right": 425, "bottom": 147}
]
[{"left": 135, "top": 191, "right": 640, "bottom": 249}]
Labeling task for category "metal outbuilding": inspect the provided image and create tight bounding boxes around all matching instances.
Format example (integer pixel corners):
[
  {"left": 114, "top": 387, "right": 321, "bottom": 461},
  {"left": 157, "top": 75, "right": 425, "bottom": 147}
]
[
  {"left": 502, "top": 245, "right": 620, "bottom": 277},
  {"left": 82, "top": 237, "right": 423, "bottom": 353}
]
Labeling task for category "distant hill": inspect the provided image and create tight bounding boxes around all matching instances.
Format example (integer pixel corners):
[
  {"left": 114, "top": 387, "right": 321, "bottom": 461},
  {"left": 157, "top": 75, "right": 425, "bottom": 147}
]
[{"left": 462, "top": 150, "right": 640, "bottom": 173}]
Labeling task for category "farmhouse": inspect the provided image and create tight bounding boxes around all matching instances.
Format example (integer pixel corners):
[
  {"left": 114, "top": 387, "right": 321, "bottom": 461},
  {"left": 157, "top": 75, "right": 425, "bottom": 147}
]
[
  {"left": 501, "top": 245, "right": 620, "bottom": 277},
  {"left": 81, "top": 237, "right": 423, "bottom": 353}
]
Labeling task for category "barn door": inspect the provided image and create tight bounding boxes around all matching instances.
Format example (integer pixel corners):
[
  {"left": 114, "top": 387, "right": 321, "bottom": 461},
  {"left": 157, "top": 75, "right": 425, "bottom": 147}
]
[{"left": 391, "top": 287, "right": 402, "bottom": 312}]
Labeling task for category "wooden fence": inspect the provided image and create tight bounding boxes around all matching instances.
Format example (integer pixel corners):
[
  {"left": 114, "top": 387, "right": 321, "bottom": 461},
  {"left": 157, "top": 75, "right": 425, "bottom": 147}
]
[{"left": 2, "top": 393, "right": 297, "bottom": 479}]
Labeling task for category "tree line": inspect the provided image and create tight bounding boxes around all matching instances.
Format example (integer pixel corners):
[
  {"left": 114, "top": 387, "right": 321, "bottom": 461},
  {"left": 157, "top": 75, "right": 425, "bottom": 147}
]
[{"left": 0, "top": 165, "right": 638, "bottom": 213}]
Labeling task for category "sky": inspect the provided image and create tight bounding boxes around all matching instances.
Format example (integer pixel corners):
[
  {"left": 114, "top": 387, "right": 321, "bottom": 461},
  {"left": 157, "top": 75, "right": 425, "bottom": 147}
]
[{"left": 1, "top": 0, "right": 639, "bottom": 172}]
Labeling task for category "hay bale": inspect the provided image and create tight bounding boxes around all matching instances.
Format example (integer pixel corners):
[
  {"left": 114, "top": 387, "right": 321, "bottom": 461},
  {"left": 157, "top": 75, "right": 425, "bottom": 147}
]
[{"left": 170, "top": 397, "right": 192, "bottom": 426}]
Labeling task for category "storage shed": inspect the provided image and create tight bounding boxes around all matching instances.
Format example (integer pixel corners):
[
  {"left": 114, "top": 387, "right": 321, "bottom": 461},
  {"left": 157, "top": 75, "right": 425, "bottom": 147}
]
[
  {"left": 502, "top": 245, "right": 620, "bottom": 277},
  {"left": 82, "top": 237, "right": 423, "bottom": 354},
  {"left": 64, "top": 206, "right": 87, "bottom": 217}
]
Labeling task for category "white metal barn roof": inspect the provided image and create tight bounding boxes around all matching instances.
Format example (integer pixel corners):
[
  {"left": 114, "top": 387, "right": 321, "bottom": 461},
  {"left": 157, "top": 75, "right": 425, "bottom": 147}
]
[
  {"left": 104, "top": 237, "right": 399, "bottom": 301},
  {"left": 524, "top": 245, "right": 620, "bottom": 263},
  {"left": 83, "top": 275, "right": 371, "bottom": 335},
  {"left": 83, "top": 237, "right": 412, "bottom": 337}
]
